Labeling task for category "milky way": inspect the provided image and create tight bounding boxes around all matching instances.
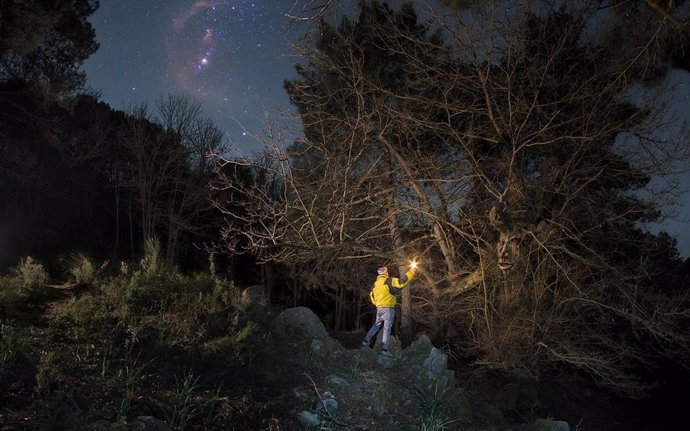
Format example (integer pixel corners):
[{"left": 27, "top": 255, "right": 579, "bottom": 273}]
[{"left": 83, "top": 0, "right": 299, "bottom": 153}]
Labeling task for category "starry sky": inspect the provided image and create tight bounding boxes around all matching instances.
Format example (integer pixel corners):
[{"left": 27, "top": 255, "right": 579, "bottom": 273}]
[
  {"left": 82, "top": 0, "right": 300, "bottom": 154},
  {"left": 82, "top": 0, "right": 689, "bottom": 257}
]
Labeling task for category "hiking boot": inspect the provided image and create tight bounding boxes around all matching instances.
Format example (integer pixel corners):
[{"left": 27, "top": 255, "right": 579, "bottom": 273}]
[
  {"left": 361, "top": 341, "right": 371, "bottom": 348},
  {"left": 380, "top": 349, "right": 393, "bottom": 357}
]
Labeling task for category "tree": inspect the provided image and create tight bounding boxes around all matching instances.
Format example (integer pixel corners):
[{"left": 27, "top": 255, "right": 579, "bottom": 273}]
[
  {"left": 0, "top": 0, "right": 99, "bottom": 94},
  {"left": 0, "top": 0, "right": 104, "bottom": 267},
  {"left": 416, "top": 2, "right": 690, "bottom": 394},
  {"left": 214, "top": 0, "right": 690, "bottom": 395},
  {"left": 215, "top": 1, "right": 457, "bottom": 341},
  {"left": 122, "top": 95, "right": 225, "bottom": 267}
]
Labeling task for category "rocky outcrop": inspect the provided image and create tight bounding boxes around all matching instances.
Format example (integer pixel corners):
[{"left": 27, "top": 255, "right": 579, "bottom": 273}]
[
  {"left": 273, "top": 306, "right": 328, "bottom": 339},
  {"left": 268, "top": 307, "right": 570, "bottom": 431}
]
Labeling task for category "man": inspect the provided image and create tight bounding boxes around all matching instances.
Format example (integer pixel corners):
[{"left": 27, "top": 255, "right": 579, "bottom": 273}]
[{"left": 362, "top": 263, "right": 417, "bottom": 356}]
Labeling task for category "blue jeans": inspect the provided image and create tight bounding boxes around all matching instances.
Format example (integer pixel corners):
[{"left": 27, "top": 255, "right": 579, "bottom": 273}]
[{"left": 363, "top": 307, "right": 395, "bottom": 350}]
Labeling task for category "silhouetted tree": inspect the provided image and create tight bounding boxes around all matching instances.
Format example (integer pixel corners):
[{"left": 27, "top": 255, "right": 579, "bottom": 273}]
[
  {"left": 122, "top": 95, "right": 226, "bottom": 267},
  {"left": 0, "top": 0, "right": 99, "bottom": 94}
]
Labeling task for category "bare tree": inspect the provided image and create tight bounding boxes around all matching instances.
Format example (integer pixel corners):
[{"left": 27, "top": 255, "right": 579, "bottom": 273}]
[
  {"left": 156, "top": 94, "right": 225, "bottom": 266},
  {"left": 213, "top": 0, "right": 690, "bottom": 395},
  {"left": 123, "top": 95, "right": 225, "bottom": 266}
]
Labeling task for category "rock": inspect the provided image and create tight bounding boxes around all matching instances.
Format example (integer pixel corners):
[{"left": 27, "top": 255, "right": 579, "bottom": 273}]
[
  {"left": 273, "top": 307, "right": 328, "bottom": 339},
  {"left": 423, "top": 347, "right": 448, "bottom": 374},
  {"left": 313, "top": 391, "right": 338, "bottom": 420},
  {"left": 43, "top": 390, "right": 83, "bottom": 427},
  {"left": 533, "top": 419, "right": 570, "bottom": 431},
  {"left": 407, "top": 334, "right": 433, "bottom": 356},
  {"left": 416, "top": 347, "right": 455, "bottom": 394},
  {"left": 293, "top": 386, "right": 312, "bottom": 401},
  {"left": 298, "top": 392, "right": 338, "bottom": 428},
  {"left": 297, "top": 411, "right": 321, "bottom": 428},
  {"left": 326, "top": 374, "right": 349, "bottom": 386},
  {"left": 377, "top": 353, "right": 396, "bottom": 368},
  {"left": 310, "top": 337, "right": 343, "bottom": 357}
]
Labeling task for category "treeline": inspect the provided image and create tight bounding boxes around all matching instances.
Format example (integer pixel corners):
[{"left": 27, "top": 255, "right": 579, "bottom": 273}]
[{"left": 0, "top": 1, "right": 235, "bottom": 274}]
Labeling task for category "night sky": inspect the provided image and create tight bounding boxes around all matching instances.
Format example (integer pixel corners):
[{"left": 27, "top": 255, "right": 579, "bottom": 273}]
[
  {"left": 82, "top": 0, "right": 690, "bottom": 257},
  {"left": 82, "top": 0, "right": 299, "bottom": 154}
]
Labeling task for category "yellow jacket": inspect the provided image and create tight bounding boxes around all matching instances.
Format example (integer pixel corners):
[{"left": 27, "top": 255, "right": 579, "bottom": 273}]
[{"left": 369, "top": 270, "right": 415, "bottom": 307}]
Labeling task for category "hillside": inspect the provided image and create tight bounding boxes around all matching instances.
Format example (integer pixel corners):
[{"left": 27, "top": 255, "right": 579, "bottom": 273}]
[{"left": 0, "top": 255, "right": 683, "bottom": 430}]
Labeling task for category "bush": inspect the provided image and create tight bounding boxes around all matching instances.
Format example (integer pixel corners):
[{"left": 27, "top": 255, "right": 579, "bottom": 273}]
[
  {"left": 0, "top": 322, "right": 25, "bottom": 364},
  {"left": 51, "top": 294, "right": 110, "bottom": 339},
  {"left": 35, "top": 351, "right": 63, "bottom": 397},
  {"left": 68, "top": 253, "right": 96, "bottom": 285},
  {"left": 13, "top": 256, "right": 49, "bottom": 290},
  {"left": 0, "top": 275, "right": 23, "bottom": 312},
  {"left": 139, "top": 238, "right": 163, "bottom": 280}
]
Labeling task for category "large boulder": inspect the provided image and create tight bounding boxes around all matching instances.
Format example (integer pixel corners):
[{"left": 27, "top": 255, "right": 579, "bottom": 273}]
[
  {"left": 416, "top": 346, "right": 455, "bottom": 394},
  {"left": 273, "top": 306, "right": 328, "bottom": 339}
]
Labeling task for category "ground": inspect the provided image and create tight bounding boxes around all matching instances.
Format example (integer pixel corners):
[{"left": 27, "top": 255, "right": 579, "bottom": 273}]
[{"left": 1, "top": 280, "right": 683, "bottom": 430}]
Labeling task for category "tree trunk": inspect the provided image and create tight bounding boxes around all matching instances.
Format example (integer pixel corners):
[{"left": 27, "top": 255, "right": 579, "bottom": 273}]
[
  {"left": 334, "top": 285, "right": 343, "bottom": 331},
  {"left": 128, "top": 191, "right": 135, "bottom": 259},
  {"left": 262, "top": 264, "right": 273, "bottom": 303},
  {"left": 113, "top": 175, "right": 120, "bottom": 259},
  {"left": 399, "top": 265, "right": 413, "bottom": 347}
]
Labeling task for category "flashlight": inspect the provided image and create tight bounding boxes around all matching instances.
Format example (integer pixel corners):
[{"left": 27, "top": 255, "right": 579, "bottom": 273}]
[{"left": 410, "top": 259, "right": 418, "bottom": 270}]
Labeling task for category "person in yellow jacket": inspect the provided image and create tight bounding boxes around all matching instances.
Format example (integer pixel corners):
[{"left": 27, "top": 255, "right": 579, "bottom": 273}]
[{"left": 361, "top": 264, "right": 416, "bottom": 356}]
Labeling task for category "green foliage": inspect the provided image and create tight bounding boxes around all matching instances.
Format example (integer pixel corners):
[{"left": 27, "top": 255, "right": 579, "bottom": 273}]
[
  {"left": 0, "top": 322, "right": 25, "bottom": 363},
  {"left": 50, "top": 294, "right": 109, "bottom": 339},
  {"left": 35, "top": 351, "right": 63, "bottom": 397},
  {"left": 113, "top": 356, "right": 149, "bottom": 420},
  {"left": 68, "top": 253, "right": 96, "bottom": 285},
  {"left": 0, "top": 274, "right": 23, "bottom": 312},
  {"left": 50, "top": 256, "right": 241, "bottom": 352},
  {"left": 419, "top": 414, "right": 457, "bottom": 431},
  {"left": 0, "top": 0, "right": 99, "bottom": 93},
  {"left": 35, "top": 255, "right": 261, "bottom": 427},
  {"left": 140, "top": 238, "right": 163, "bottom": 280},
  {"left": 100, "top": 344, "right": 114, "bottom": 377},
  {"left": 169, "top": 370, "right": 201, "bottom": 429},
  {"left": 203, "top": 385, "right": 226, "bottom": 426},
  {"left": 13, "top": 256, "right": 49, "bottom": 290},
  {"left": 416, "top": 379, "right": 451, "bottom": 417}
]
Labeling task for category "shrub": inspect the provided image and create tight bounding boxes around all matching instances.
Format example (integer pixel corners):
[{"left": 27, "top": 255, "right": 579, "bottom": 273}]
[
  {"left": 68, "top": 253, "right": 96, "bottom": 285},
  {"left": 35, "top": 351, "right": 63, "bottom": 397},
  {"left": 13, "top": 256, "right": 49, "bottom": 290},
  {"left": 51, "top": 294, "right": 109, "bottom": 339},
  {"left": 168, "top": 370, "right": 201, "bottom": 429},
  {"left": 139, "top": 238, "right": 163, "bottom": 280},
  {"left": 0, "top": 275, "right": 23, "bottom": 312},
  {"left": 0, "top": 322, "right": 25, "bottom": 364}
]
